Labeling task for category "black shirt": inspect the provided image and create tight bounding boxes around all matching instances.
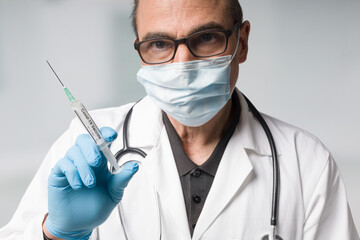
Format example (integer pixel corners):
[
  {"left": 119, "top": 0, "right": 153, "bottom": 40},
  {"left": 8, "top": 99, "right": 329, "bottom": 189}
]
[{"left": 162, "top": 91, "right": 241, "bottom": 236}]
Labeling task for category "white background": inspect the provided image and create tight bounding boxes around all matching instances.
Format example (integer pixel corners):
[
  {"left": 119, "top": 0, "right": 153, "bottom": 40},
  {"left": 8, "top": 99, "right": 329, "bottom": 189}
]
[{"left": 0, "top": 0, "right": 359, "bottom": 232}]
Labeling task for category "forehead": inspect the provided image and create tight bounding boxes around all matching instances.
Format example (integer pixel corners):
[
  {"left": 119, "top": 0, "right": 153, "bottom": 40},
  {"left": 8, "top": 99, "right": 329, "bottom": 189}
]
[{"left": 136, "top": 0, "right": 231, "bottom": 39}]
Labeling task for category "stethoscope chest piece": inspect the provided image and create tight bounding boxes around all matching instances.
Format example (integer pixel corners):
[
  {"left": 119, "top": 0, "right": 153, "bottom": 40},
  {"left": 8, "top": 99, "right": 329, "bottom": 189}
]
[{"left": 261, "top": 234, "right": 283, "bottom": 240}]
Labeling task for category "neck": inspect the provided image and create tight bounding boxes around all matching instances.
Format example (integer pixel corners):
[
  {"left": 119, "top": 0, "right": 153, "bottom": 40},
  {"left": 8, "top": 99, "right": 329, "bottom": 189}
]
[{"left": 167, "top": 98, "right": 234, "bottom": 165}]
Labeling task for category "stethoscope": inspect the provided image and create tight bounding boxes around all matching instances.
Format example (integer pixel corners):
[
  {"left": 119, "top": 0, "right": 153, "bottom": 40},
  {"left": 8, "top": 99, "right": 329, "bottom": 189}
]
[{"left": 112, "top": 95, "right": 283, "bottom": 240}]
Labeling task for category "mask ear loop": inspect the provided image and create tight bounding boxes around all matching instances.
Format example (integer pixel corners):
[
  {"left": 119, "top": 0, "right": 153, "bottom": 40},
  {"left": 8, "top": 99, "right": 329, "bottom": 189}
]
[
  {"left": 230, "top": 26, "right": 241, "bottom": 62},
  {"left": 228, "top": 27, "right": 241, "bottom": 97}
]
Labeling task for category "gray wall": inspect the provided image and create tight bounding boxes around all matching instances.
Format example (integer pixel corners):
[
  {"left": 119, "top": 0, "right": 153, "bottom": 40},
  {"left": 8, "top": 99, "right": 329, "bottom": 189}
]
[{"left": 0, "top": 0, "right": 359, "bottom": 231}]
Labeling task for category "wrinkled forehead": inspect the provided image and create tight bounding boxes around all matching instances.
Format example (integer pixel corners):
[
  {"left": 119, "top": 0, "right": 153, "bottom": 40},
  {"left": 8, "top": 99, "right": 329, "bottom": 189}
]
[{"left": 136, "top": 0, "right": 231, "bottom": 39}]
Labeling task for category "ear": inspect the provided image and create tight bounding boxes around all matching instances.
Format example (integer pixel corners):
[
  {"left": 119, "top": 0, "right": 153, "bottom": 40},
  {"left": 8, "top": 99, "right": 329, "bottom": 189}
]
[{"left": 237, "top": 21, "right": 250, "bottom": 64}]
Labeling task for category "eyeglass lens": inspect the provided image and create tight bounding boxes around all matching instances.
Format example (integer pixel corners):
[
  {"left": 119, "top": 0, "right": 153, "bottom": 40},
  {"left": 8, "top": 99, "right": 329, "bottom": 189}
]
[{"left": 139, "top": 30, "right": 228, "bottom": 64}]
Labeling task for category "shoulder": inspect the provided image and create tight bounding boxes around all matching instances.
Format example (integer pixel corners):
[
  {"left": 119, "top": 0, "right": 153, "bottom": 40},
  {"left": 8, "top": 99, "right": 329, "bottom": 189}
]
[
  {"left": 258, "top": 115, "right": 358, "bottom": 238},
  {"left": 262, "top": 113, "right": 330, "bottom": 163},
  {"left": 237, "top": 91, "right": 330, "bottom": 166},
  {"left": 261, "top": 113, "right": 337, "bottom": 203}
]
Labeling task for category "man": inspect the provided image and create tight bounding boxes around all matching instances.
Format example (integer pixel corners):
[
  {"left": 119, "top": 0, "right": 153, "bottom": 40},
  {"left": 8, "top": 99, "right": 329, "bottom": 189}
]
[{"left": 0, "top": 0, "right": 358, "bottom": 239}]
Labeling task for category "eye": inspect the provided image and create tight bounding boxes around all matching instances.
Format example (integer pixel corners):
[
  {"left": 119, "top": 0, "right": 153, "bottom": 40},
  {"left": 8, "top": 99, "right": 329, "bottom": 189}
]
[
  {"left": 190, "top": 32, "right": 224, "bottom": 47},
  {"left": 152, "top": 41, "right": 167, "bottom": 49},
  {"left": 148, "top": 40, "right": 173, "bottom": 50},
  {"left": 200, "top": 33, "right": 215, "bottom": 42},
  {"left": 188, "top": 31, "right": 226, "bottom": 56}
]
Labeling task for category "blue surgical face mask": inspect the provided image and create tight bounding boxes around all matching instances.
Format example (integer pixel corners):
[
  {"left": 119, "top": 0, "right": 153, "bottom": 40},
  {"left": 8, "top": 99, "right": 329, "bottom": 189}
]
[{"left": 137, "top": 55, "right": 234, "bottom": 127}]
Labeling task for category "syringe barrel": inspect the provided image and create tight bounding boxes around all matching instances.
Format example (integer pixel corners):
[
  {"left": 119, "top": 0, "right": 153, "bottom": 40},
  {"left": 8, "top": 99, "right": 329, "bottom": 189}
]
[
  {"left": 71, "top": 100, "right": 120, "bottom": 172},
  {"left": 71, "top": 100, "right": 105, "bottom": 146},
  {"left": 99, "top": 144, "right": 121, "bottom": 172}
]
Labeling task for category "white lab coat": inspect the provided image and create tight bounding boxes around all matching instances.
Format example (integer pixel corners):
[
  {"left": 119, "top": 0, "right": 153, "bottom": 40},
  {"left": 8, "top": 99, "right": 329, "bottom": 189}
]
[{"left": 0, "top": 90, "right": 358, "bottom": 240}]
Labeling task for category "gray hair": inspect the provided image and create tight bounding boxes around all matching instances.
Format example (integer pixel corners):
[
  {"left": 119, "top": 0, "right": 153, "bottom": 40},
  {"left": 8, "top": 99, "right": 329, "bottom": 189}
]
[{"left": 131, "top": 0, "right": 243, "bottom": 37}]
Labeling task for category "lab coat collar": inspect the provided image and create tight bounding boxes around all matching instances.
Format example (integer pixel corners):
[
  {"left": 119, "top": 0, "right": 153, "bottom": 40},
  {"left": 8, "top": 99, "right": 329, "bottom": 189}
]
[
  {"left": 235, "top": 89, "right": 281, "bottom": 156},
  {"left": 126, "top": 96, "right": 164, "bottom": 150},
  {"left": 113, "top": 89, "right": 276, "bottom": 238},
  {"left": 110, "top": 96, "right": 164, "bottom": 165}
]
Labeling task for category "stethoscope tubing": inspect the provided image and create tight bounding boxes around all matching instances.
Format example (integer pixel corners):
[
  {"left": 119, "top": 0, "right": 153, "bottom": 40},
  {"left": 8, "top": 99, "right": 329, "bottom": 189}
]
[
  {"left": 114, "top": 94, "right": 281, "bottom": 238},
  {"left": 243, "top": 95, "right": 280, "bottom": 227}
]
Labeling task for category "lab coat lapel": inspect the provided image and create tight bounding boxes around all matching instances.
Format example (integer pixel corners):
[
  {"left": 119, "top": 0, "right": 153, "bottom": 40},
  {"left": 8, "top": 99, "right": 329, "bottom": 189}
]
[
  {"left": 112, "top": 97, "right": 191, "bottom": 238},
  {"left": 192, "top": 135, "right": 254, "bottom": 239},
  {"left": 192, "top": 90, "right": 279, "bottom": 238},
  {"left": 141, "top": 127, "right": 192, "bottom": 240}
]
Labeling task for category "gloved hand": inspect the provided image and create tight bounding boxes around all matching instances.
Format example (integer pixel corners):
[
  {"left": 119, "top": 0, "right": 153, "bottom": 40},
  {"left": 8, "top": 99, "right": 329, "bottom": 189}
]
[{"left": 45, "top": 127, "right": 138, "bottom": 240}]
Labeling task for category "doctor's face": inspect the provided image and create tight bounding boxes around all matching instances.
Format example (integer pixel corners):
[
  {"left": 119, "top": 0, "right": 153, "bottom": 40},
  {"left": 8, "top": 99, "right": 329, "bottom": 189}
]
[{"left": 135, "top": 0, "right": 250, "bottom": 93}]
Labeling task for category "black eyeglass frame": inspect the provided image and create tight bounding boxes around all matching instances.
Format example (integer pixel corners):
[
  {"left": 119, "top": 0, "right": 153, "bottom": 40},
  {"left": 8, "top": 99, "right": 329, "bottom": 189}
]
[{"left": 134, "top": 22, "right": 241, "bottom": 64}]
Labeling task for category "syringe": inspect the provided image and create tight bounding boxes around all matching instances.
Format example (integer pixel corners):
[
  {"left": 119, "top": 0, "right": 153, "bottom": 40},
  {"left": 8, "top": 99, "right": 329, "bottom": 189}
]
[{"left": 47, "top": 61, "right": 120, "bottom": 172}]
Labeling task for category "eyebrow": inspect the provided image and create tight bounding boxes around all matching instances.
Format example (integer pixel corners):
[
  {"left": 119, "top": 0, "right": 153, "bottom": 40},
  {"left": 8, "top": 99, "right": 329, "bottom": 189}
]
[
  {"left": 188, "top": 22, "right": 225, "bottom": 35},
  {"left": 141, "top": 22, "right": 225, "bottom": 41}
]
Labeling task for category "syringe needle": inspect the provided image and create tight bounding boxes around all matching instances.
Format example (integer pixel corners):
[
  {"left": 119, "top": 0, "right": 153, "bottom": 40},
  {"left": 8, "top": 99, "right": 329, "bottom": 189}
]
[
  {"left": 47, "top": 60, "right": 76, "bottom": 102},
  {"left": 46, "top": 60, "right": 120, "bottom": 172},
  {"left": 46, "top": 60, "right": 65, "bottom": 87}
]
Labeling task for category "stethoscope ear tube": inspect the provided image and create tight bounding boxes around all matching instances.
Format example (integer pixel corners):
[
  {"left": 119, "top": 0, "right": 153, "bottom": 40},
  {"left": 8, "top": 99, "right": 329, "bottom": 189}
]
[{"left": 242, "top": 95, "right": 280, "bottom": 228}]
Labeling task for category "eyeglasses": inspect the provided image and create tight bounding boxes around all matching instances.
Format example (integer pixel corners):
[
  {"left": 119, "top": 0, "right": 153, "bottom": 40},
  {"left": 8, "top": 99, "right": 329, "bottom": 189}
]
[{"left": 134, "top": 22, "right": 240, "bottom": 64}]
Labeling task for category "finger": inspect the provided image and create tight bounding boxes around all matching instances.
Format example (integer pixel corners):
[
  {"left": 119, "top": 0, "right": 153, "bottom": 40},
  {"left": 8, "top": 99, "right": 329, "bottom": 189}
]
[
  {"left": 66, "top": 145, "right": 96, "bottom": 188},
  {"left": 75, "top": 134, "right": 102, "bottom": 168},
  {"left": 49, "top": 157, "right": 82, "bottom": 190},
  {"left": 107, "top": 162, "right": 139, "bottom": 203},
  {"left": 100, "top": 127, "right": 118, "bottom": 143}
]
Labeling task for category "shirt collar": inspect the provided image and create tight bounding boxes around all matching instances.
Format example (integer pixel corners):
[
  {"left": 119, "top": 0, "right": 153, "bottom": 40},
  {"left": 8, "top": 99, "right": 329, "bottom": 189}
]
[
  {"left": 162, "top": 91, "right": 241, "bottom": 177},
  {"left": 162, "top": 111, "right": 197, "bottom": 176}
]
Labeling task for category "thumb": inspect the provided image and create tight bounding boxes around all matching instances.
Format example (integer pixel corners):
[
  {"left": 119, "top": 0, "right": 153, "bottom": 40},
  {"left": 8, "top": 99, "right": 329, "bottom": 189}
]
[
  {"left": 100, "top": 126, "right": 118, "bottom": 142},
  {"left": 107, "top": 161, "right": 139, "bottom": 203}
]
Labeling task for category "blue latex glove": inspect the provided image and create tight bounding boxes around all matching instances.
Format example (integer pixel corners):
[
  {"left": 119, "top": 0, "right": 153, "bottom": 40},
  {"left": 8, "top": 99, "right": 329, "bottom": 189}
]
[{"left": 45, "top": 127, "right": 138, "bottom": 240}]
